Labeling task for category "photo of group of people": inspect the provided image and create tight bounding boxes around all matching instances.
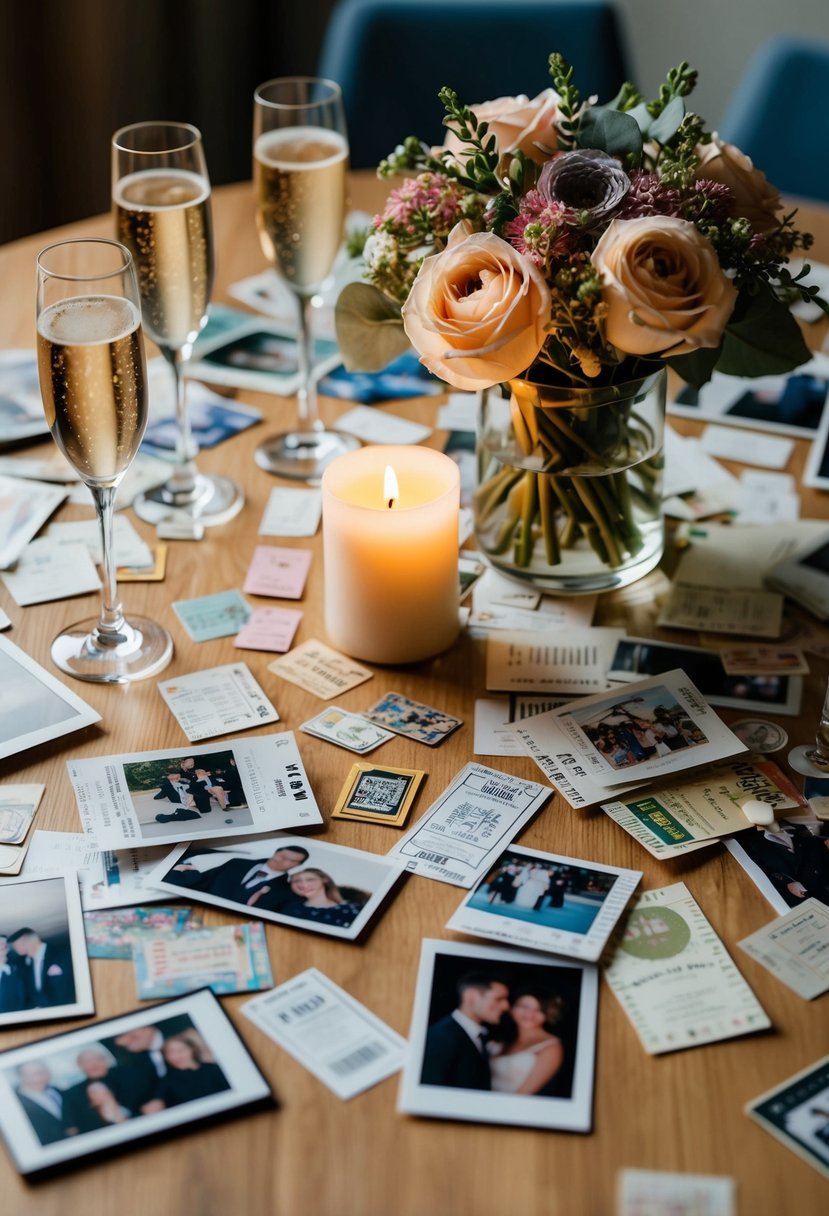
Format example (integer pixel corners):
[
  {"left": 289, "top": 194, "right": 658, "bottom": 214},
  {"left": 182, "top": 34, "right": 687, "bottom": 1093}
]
[
  {"left": 124, "top": 750, "right": 251, "bottom": 839},
  {"left": 572, "top": 689, "right": 706, "bottom": 773},
  {"left": 0, "top": 876, "right": 92, "bottom": 1027},
  {"left": 0, "top": 990, "right": 271, "bottom": 1174},
  {"left": 148, "top": 834, "right": 402, "bottom": 940},
  {"left": 474, "top": 854, "right": 618, "bottom": 932},
  {"left": 401, "top": 942, "right": 598, "bottom": 1132}
]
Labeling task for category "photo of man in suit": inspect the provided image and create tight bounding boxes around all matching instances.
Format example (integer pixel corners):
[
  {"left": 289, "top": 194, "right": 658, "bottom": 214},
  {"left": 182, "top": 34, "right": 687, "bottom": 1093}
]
[
  {"left": 170, "top": 845, "right": 310, "bottom": 910},
  {"left": 421, "top": 971, "right": 510, "bottom": 1090},
  {"left": 0, "top": 934, "right": 27, "bottom": 1015},
  {"left": 7, "top": 927, "right": 75, "bottom": 1008},
  {"left": 102, "top": 1018, "right": 194, "bottom": 1115},
  {"left": 14, "top": 1061, "right": 65, "bottom": 1145},
  {"left": 62, "top": 1048, "right": 131, "bottom": 1135}
]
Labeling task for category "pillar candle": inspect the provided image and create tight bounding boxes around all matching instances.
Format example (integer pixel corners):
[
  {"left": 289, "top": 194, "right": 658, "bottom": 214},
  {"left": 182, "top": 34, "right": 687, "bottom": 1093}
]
[{"left": 322, "top": 445, "right": 460, "bottom": 664}]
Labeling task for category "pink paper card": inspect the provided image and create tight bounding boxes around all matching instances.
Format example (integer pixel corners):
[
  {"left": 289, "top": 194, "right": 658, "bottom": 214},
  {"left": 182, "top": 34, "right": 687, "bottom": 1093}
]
[
  {"left": 234, "top": 606, "right": 303, "bottom": 653},
  {"left": 243, "top": 546, "right": 312, "bottom": 599}
]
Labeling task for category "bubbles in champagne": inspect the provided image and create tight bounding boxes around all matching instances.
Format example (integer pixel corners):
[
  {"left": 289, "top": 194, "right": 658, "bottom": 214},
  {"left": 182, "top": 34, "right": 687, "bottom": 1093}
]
[{"left": 37, "top": 295, "right": 147, "bottom": 486}]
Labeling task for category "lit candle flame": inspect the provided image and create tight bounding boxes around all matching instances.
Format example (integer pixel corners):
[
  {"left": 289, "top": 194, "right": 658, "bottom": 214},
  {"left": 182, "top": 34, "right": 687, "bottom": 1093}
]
[{"left": 384, "top": 464, "right": 399, "bottom": 510}]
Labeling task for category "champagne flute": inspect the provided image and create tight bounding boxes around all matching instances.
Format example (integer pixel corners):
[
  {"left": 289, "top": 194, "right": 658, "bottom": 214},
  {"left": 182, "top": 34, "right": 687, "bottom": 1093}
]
[
  {"left": 253, "top": 77, "right": 359, "bottom": 481},
  {"left": 112, "top": 121, "right": 244, "bottom": 528},
  {"left": 36, "top": 238, "right": 173, "bottom": 682}
]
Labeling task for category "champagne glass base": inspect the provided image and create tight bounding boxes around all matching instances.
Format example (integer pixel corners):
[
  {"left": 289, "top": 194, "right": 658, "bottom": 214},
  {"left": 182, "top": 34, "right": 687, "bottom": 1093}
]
[
  {"left": 51, "top": 616, "right": 173, "bottom": 684},
  {"left": 255, "top": 430, "right": 360, "bottom": 483},
  {"left": 132, "top": 473, "right": 244, "bottom": 529}
]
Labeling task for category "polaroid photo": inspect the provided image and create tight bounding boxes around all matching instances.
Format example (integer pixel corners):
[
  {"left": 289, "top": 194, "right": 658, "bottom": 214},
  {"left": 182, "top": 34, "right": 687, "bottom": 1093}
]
[
  {"left": 132, "top": 923, "right": 273, "bottom": 1001},
  {"left": 399, "top": 939, "right": 598, "bottom": 1132},
  {"left": 803, "top": 378, "right": 829, "bottom": 490},
  {"left": 447, "top": 844, "right": 641, "bottom": 962},
  {"left": 764, "top": 528, "right": 829, "bottom": 620},
  {"left": 299, "top": 706, "right": 394, "bottom": 755},
  {"left": 0, "top": 874, "right": 93, "bottom": 1028},
  {"left": 188, "top": 309, "right": 340, "bottom": 397},
  {"left": 724, "top": 811, "right": 829, "bottom": 914},
  {"left": 0, "top": 987, "right": 271, "bottom": 1176},
  {"left": 669, "top": 366, "right": 829, "bottom": 439},
  {"left": 0, "top": 350, "right": 51, "bottom": 446},
  {"left": 0, "top": 635, "right": 100, "bottom": 762},
  {"left": 83, "top": 907, "right": 200, "bottom": 960},
  {"left": 65, "top": 732, "right": 322, "bottom": 849},
  {"left": 331, "top": 764, "right": 425, "bottom": 828},
  {"left": 617, "top": 1169, "right": 736, "bottom": 1216},
  {"left": 146, "top": 832, "right": 402, "bottom": 942},
  {"left": 512, "top": 671, "right": 747, "bottom": 809},
  {"left": 16, "top": 831, "right": 175, "bottom": 911},
  {"left": 608, "top": 637, "right": 803, "bottom": 716},
  {"left": 241, "top": 967, "right": 407, "bottom": 1101},
  {"left": 362, "top": 692, "right": 463, "bottom": 746},
  {"left": 747, "top": 1056, "right": 829, "bottom": 1182},
  {"left": 386, "top": 763, "right": 551, "bottom": 887},
  {"left": 0, "top": 784, "right": 44, "bottom": 845}
]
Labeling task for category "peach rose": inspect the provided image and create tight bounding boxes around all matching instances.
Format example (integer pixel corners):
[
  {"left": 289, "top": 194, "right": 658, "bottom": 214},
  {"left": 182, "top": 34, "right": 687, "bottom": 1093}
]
[
  {"left": 695, "top": 135, "right": 782, "bottom": 234},
  {"left": 442, "top": 89, "right": 561, "bottom": 165},
  {"left": 591, "top": 216, "right": 737, "bottom": 358},
  {"left": 402, "top": 222, "right": 551, "bottom": 390}
]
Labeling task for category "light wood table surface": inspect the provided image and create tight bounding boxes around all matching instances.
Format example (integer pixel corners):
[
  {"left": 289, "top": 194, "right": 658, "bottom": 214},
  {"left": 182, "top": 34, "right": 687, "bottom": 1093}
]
[{"left": 0, "top": 178, "right": 827, "bottom": 1216}]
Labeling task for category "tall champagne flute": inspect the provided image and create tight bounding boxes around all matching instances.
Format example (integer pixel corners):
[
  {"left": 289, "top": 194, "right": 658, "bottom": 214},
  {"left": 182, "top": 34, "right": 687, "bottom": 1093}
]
[
  {"left": 112, "top": 121, "right": 244, "bottom": 528},
  {"left": 36, "top": 239, "right": 173, "bottom": 682},
  {"left": 253, "top": 77, "right": 360, "bottom": 481}
]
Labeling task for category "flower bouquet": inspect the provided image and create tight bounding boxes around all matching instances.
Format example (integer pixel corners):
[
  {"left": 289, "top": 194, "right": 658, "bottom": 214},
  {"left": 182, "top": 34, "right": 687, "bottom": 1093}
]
[{"left": 336, "top": 55, "right": 826, "bottom": 590}]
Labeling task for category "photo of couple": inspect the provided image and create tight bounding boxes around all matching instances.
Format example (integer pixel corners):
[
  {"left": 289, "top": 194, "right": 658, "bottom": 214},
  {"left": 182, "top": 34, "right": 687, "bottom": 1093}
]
[
  {"left": 9, "top": 1015, "right": 228, "bottom": 1146},
  {"left": 123, "top": 750, "right": 252, "bottom": 838},
  {"left": 471, "top": 852, "right": 618, "bottom": 935},
  {"left": 572, "top": 688, "right": 706, "bottom": 772},
  {"left": 151, "top": 835, "right": 401, "bottom": 940},
  {"left": 420, "top": 958, "right": 583, "bottom": 1099}
]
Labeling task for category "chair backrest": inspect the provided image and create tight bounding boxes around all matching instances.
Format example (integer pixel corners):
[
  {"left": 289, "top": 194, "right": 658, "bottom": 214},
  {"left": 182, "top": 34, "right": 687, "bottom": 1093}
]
[
  {"left": 317, "top": 0, "right": 630, "bottom": 168},
  {"left": 719, "top": 37, "right": 829, "bottom": 203}
]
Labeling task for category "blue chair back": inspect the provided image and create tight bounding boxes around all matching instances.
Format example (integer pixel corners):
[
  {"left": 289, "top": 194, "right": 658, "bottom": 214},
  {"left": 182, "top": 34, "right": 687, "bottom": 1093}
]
[
  {"left": 317, "top": 0, "right": 630, "bottom": 167},
  {"left": 719, "top": 37, "right": 829, "bottom": 202}
]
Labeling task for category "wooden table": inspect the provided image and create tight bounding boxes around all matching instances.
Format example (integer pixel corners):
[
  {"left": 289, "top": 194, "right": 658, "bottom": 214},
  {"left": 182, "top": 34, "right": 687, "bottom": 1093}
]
[{"left": 0, "top": 179, "right": 827, "bottom": 1216}]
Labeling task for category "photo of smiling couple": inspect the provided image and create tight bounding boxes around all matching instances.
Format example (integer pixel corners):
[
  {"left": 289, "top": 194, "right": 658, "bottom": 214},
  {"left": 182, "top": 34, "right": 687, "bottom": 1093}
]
[{"left": 421, "top": 967, "right": 579, "bottom": 1098}]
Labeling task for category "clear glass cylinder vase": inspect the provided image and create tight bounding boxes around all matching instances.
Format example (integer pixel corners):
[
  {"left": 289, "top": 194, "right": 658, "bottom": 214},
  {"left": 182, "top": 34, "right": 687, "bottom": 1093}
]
[{"left": 474, "top": 366, "right": 666, "bottom": 594}]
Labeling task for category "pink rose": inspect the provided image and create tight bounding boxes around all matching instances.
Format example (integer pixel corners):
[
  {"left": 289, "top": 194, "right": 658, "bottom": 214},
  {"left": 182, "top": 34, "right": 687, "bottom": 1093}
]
[
  {"left": 442, "top": 89, "right": 561, "bottom": 165},
  {"left": 695, "top": 135, "right": 782, "bottom": 233},
  {"left": 591, "top": 216, "right": 737, "bottom": 358},
  {"left": 402, "top": 222, "right": 551, "bottom": 391}
]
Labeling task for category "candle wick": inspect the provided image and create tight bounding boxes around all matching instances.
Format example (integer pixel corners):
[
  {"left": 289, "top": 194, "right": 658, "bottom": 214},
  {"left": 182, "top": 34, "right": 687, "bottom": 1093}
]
[{"left": 388, "top": 498, "right": 395, "bottom": 510}]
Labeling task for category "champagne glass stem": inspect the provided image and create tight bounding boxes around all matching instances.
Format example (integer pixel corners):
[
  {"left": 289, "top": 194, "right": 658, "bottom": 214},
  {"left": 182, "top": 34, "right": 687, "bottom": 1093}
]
[
  {"left": 91, "top": 485, "right": 127, "bottom": 646},
  {"left": 165, "top": 347, "right": 199, "bottom": 497},
  {"left": 296, "top": 294, "right": 323, "bottom": 433}
]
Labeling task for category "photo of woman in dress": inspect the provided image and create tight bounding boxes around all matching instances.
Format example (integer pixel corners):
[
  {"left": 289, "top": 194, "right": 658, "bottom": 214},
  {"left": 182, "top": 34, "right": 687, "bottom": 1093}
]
[
  {"left": 489, "top": 990, "right": 566, "bottom": 1096},
  {"left": 157, "top": 1036, "right": 230, "bottom": 1108},
  {"left": 281, "top": 868, "right": 368, "bottom": 930}
]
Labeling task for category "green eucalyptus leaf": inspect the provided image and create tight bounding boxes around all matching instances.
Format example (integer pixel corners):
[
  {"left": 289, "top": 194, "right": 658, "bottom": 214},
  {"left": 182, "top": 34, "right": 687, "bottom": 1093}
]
[
  {"left": 578, "top": 106, "right": 643, "bottom": 159},
  {"left": 665, "top": 343, "right": 721, "bottom": 389},
  {"left": 334, "top": 283, "right": 411, "bottom": 373},
  {"left": 625, "top": 102, "right": 653, "bottom": 136},
  {"left": 715, "top": 287, "right": 812, "bottom": 377},
  {"left": 648, "top": 96, "right": 685, "bottom": 145}
]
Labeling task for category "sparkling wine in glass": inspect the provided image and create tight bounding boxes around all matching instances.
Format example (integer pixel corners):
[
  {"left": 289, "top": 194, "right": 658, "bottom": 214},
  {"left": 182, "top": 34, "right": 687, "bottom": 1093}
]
[
  {"left": 36, "top": 238, "right": 173, "bottom": 682},
  {"left": 112, "top": 121, "right": 244, "bottom": 529},
  {"left": 253, "top": 77, "right": 359, "bottom": 481}
]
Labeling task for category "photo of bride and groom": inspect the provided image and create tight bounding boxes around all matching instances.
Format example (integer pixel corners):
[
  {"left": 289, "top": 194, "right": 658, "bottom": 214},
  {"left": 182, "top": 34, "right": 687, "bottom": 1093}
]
[{"left": 420, "top": 960, "right": 583, "bottom": 1100}]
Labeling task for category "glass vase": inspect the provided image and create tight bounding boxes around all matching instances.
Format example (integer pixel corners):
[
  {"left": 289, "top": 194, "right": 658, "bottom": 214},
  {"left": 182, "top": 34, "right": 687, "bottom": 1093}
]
[{"left": 474, "top": 367, "right": 666, "bottom": 594}]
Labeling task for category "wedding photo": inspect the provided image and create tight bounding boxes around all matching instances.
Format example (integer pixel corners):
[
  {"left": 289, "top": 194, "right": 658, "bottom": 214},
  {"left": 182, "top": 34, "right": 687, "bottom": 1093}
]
[
  {"left": 0, "top": 989, "right": 271, "bottom": 1174},
  {"left": 0, "top": 875, "right": 93, "bottom": 1027},
  {"left": 147, "top": 834, "right": 403, "bottom": 940},
  {"left": 400, "top": 940, "right": 598, "bottom": 1132}
]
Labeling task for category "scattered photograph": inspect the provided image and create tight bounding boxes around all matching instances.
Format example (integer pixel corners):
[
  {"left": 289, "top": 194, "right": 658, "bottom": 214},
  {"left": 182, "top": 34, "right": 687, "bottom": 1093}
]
[
  {"left": 132, "top": 923, "right": 273, "bottom": 1000},
  {"left": 765, "top": 530, "right": 829, "bottom": 620},
  {"left": 670, "top": 368, "right": 828, "bottom": 439},
  {"left": 189, "top": 310, "right": 339, "bottom": 396},
  {"left": 0, "top": 350, "right": 50, "bottom": 445},
  {"left": 0, "top": 635, "right": 100, "bottom": 762},
  {"left": 363, "top": 692, "right": 463, "bottom": 746},
  {"left": 141, "top": 361, "right": 261, "bottom": 451},
  {"left": 569, "top": 684, "right": 708, "bottom": 773},
  {"left": 609, "top": 637, "right": 803, "bottom": 716},
  {"left": 83, "top": 907, "right": 201, "bottom": 960},
  {"left": 0, "top": 988, "right": 271, "bottom": 1175},
  {"left": 65, "top": 732, "right": 322, "bottom": 849},
  {"left": 12, "top": 831, "right": 174, "bottom": 912},
  {"left": 803, "top": 397, "right": 829, "bottom": 490},
  {"left": 447, "top": 845, "right": 641, "bottom": 962},
  {"left": 747, "top": 1055, "right": 829, "bottom": 1181},
  {"left": 331, "top": 763, "right": 425, "bottom": 828},
  {"left": 0, "top": 875, "right": 93, "bottom": 1027},
  {"left": 399, "top": 939, "right": 598, "bottom": 1131},
  {"left": 725, "top": 812, "right": 829, "bottom": 913},
  {"left": 146, "top": 833, "right": 403, "bottom": 941}
]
